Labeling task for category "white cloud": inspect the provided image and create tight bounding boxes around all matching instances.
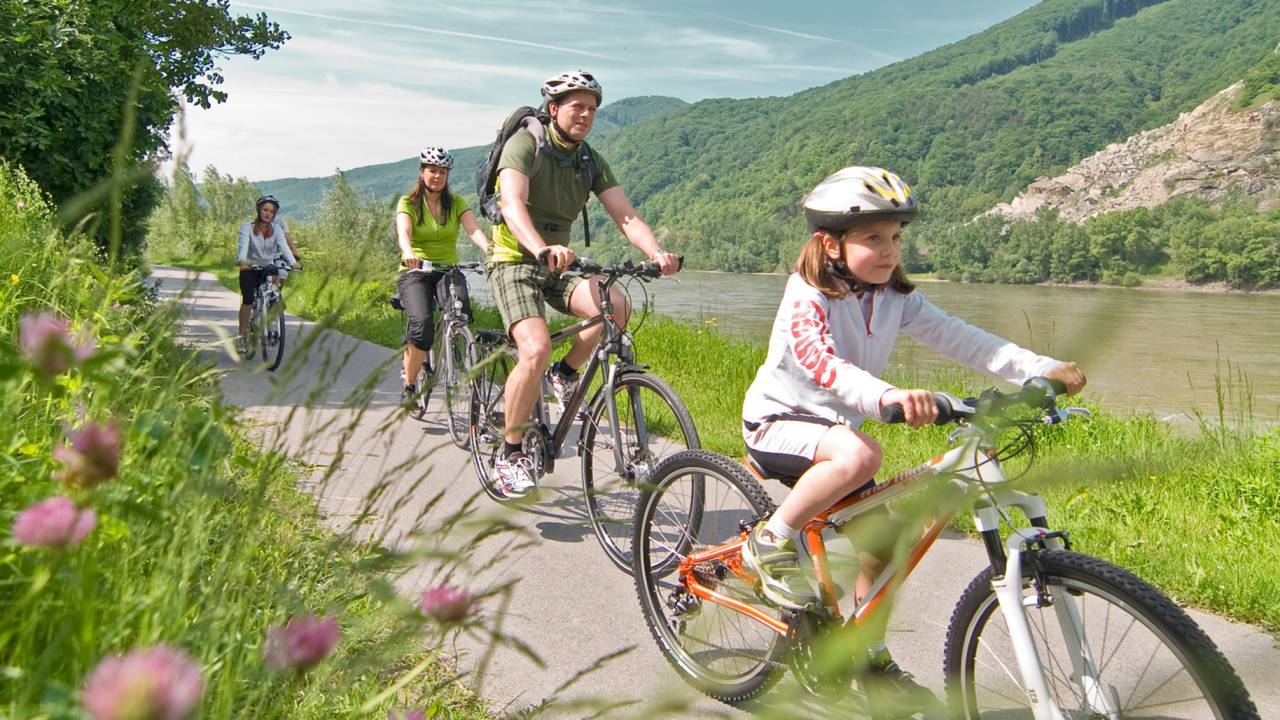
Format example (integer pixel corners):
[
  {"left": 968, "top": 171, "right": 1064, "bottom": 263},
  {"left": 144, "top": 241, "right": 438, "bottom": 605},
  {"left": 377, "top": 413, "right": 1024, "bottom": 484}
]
[
  {"left": 237, "top": 2, "right": 618, "bottom": 59},
  {"left": 286, "top": 36, "right": 546, "bottom": 80},
  {"left": 664, "top": 28, "right": 773, "bottom": 62},
  {"left": 177, "top": 72, "right": 508, "bottom": 180}
]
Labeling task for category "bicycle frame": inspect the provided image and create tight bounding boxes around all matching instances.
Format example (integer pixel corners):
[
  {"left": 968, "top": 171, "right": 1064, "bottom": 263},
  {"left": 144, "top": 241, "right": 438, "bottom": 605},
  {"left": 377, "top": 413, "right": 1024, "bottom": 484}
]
[
  {"left": 249, "top": 264, "right": 286, "bottom": 330},
  {"left": 502, "top": 270, "right": 648, "bottom": 476},
  {"left": 428, "top": 264, "right": 482, "bottom": 354},
  {"left": 678, "top": 427, "right": 1103, "bottom": 720}
]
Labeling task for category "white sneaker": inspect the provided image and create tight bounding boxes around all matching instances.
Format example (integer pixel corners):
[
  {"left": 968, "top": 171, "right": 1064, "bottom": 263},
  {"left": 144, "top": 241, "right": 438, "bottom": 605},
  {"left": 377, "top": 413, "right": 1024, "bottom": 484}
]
[
  {"left": 546, "top": 368, "right": 578, "bottom": 406},
  {"left": 493, "top": 452, "right": 536, "bottom": 498}
]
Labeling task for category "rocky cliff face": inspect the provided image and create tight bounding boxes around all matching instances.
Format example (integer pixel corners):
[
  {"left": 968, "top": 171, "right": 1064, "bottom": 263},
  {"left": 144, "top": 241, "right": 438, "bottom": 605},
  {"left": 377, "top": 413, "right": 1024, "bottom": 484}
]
[{"left": 988, "top": 82, "right": 1280, "bottom": 223}]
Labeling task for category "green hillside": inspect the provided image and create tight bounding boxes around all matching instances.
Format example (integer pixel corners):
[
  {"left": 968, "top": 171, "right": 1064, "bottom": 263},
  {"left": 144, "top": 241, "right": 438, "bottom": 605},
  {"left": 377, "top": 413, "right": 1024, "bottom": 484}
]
[
  {"left": 578, "top": 0, "right": 1280, "bottom": 271},
  {"left": 256, "top": 95, "right": 688, "bottom": 219}
]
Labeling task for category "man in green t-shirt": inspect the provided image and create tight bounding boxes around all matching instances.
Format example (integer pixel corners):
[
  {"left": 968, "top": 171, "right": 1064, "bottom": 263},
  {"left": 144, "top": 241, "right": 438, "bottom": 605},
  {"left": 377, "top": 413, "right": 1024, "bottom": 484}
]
[{"left": 485, "top": 70, "right": 680, "bottom": 499}]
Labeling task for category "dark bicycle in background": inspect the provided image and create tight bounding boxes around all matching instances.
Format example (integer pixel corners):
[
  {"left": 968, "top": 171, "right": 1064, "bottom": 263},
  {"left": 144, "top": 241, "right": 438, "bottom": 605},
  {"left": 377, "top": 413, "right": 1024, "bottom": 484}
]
[{"left": 391, "top": 261, "right": 484, "bottom": 448}]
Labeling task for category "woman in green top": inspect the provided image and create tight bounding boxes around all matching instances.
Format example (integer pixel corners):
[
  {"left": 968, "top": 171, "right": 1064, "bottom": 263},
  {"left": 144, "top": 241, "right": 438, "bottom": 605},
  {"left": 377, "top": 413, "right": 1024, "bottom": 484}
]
[{"left": 397, "top": 145, "right": 490, "bottom": 403}]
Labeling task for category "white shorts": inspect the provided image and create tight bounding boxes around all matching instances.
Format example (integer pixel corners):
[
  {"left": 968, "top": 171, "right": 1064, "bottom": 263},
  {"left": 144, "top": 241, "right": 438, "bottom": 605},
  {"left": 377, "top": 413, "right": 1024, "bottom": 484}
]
[{"left": 741, "top": 413, "right": 839, "bottom": 480}]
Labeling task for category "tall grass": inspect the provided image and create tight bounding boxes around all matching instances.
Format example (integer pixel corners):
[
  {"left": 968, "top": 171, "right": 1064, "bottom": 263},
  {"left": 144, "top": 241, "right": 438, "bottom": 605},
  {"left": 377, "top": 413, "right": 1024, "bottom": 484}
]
[{"left": 0, "top": 161, "right": 504, "bottom": 717}]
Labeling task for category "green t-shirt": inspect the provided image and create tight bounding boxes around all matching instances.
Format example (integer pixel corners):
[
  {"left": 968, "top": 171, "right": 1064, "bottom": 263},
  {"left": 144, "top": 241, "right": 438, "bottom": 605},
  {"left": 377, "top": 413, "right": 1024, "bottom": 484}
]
[
  {"left": 491, "top": 128, "right": 618, "bottom": 263},
  {"left": 396, "top": 192, "right": 470, "bottom": 267}
]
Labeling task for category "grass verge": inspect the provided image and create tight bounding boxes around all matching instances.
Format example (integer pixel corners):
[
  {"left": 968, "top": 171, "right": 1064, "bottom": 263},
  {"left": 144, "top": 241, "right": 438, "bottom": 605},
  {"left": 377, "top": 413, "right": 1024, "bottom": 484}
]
[{"left": 1, "top": 162, "right": 491, "bottom": 717}]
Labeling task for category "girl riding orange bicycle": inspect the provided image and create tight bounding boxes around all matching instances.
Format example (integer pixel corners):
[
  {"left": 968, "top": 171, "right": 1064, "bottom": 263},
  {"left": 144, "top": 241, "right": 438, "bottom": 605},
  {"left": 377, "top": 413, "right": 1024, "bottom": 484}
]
[{"left": 739, "top": 166, "right": 1086, "bottom": 712}]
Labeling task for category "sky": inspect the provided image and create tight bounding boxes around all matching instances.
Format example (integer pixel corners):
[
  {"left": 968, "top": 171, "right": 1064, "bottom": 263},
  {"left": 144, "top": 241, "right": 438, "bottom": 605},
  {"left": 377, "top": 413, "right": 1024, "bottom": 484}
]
[{"left": 178, "top": 0, "right": 1041, "bottom": 181}]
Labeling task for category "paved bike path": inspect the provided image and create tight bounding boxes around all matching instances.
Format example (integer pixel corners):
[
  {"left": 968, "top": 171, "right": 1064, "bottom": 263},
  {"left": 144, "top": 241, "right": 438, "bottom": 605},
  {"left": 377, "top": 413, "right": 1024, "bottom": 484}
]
[{"left": 154, "top": 266, "right": 1278, "bottom": 718}]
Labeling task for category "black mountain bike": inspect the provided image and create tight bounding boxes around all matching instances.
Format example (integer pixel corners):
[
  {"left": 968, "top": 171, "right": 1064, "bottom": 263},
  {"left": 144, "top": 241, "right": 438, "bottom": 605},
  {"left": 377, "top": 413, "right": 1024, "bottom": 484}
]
[{"left": 468, "top": 257, "right": 702, "bottom": 573}]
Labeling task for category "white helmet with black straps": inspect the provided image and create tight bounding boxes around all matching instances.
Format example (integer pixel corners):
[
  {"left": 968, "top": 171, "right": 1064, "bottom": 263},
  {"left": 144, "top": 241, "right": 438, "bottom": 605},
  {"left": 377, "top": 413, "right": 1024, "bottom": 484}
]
[
  {"left": 541, "top": 70, "right": 603, "bottom": 104},
  {"left": 419, "top": 146, "right": 455, "bottom": 168},
  {"left": 802, "top": 166, "right": 916, "bottom": 233}
]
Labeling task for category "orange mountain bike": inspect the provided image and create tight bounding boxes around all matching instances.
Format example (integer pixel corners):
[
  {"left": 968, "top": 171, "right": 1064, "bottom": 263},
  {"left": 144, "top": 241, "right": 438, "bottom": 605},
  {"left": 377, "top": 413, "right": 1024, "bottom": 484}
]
[{"left": 631, "top": 379, "right": 1258, "bottom": 718}]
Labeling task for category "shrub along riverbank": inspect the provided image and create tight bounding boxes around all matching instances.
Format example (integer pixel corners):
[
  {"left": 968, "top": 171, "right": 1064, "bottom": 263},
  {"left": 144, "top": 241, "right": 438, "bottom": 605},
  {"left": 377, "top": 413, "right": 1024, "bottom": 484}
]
[
  {"left": 0, "top": 163, "right": 492, "bottom": 717},
  {"left": 165, "top": 248, "right": 1279, "bottom": 634}
]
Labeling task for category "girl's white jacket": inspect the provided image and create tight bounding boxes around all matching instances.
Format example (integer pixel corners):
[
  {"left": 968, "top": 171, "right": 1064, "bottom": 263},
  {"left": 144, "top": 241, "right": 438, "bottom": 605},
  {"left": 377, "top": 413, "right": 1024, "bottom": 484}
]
[
  {"left": 236, "top": 219, "right": 296, "bottom": 267},
  {"left": 742, "top": 274, "right": 1062, "bottom": 429}
]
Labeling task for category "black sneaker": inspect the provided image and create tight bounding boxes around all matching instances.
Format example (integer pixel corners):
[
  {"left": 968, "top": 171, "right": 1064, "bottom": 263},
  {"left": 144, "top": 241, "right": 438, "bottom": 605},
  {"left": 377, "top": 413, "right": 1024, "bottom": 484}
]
[
  {"left": 860, "top": 655, "right": 944, "bottom": 718},
  {"left": 401, "top": 384, "right": 417, "bottom": 405}
]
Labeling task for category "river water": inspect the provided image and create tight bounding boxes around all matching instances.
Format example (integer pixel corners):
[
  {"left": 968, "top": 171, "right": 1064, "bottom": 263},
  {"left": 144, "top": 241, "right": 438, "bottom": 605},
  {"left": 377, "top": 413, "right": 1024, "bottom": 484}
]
[{"left": 470, "top": 271, "right": 1280, "bottom": 422}]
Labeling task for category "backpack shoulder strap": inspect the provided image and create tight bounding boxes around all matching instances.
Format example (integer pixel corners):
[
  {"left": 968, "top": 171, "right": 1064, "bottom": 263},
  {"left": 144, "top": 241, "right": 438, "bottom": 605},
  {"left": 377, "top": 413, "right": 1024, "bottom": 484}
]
[
  {"left": 577, "top": 140, "right": 597, "bottom": 246},
  {"left": 522, "top": 116, "right": 547, "bottom": 179}
]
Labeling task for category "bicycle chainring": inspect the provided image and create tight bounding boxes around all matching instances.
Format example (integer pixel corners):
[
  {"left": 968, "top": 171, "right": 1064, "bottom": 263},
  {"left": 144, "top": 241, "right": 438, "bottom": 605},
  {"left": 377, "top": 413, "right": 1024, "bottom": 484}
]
[
  {"left": 521, "top": 425, "right": 551, "bottom": 479},
  {"left": 787, "top": 609, "right": 856, "bottom": 698}
]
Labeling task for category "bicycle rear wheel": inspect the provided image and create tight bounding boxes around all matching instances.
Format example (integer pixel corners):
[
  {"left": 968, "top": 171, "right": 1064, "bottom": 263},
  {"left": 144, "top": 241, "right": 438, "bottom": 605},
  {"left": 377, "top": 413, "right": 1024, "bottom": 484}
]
[
  {"left": 581, "top": 371, "right": 700, "bottom": 574},
  {"left": 468, "top": 332, "right": 515, "bottom": 502},
  {"left": 632, "top": 450, "right": 785, "bottom": 705},
  {"left": 944, "top": 549, "right": 1258, "bottom": 719},
  {"left": 443, "top": 323, "right": 475, "bottom": 449}
]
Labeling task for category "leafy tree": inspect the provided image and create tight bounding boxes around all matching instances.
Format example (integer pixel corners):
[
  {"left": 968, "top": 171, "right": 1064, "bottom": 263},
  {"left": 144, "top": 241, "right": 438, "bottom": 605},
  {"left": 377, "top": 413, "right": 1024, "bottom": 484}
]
[
  {"left": 0, "top": 0, "right": 288, "bottom": 254},
  {"left": 1048, "top": 219, "right": 1093, "bottom": 282}
]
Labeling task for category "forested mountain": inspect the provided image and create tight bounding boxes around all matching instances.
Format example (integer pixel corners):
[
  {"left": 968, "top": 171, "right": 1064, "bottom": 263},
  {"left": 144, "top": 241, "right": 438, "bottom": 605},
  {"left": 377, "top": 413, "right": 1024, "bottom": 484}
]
[
  {"left": 254, "top": 0, "right": 1279, "bottom": 280},
  {"left": 255, "top": 95, "right": 687, "bottom": 219},
  {"left": 912, "top": 48, "right": 1280, "bottom": 290},
  {"left": 578, "top": 0, "right": 1280, "bottom": 272}
]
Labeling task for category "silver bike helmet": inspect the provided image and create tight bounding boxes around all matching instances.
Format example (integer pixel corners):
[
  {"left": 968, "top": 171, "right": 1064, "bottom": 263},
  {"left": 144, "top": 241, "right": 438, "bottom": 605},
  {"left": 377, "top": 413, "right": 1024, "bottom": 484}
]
[
  {"left": 419, "top": 146, "right": 455, "bottom": 168},
  {"left": 255, "top": 194, "right": 280, "bottom": 210},
  {"left": 541, "top": 70, "right": 603, "bottom": 104},
  {"left": 802, "top": 166, "right": 916, "bottom": 233}
]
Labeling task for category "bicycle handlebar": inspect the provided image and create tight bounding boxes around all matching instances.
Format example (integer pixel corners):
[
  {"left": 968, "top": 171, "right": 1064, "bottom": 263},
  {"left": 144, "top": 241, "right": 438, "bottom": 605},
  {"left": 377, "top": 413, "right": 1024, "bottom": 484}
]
[
  {"left": 249, "top": 261, "right": 299, "bottom": 272},
  {"left": 565, "top": 255, "right": 684, "bottom": 280},
  {"left": 880, "top": 377, "right": 1067, "bottom": 425},
  {"left": 402, "top": 261, "right": 484, "bottom": 274}
]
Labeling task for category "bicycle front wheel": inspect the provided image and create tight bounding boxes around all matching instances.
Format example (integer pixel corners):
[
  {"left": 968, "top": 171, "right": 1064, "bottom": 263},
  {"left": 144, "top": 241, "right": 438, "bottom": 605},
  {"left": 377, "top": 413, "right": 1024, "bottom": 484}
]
[
  {"left": 443, "top": 324, "right": 475, "bottom": 449},
  {"left": 468, "top": 333, "right": 514, "bottom": 502},
  {"left": 944, "top": 549, "right": 1258, "bottom": 719},
  {"left": 581, "top": 371, "right": 700, "bottom": 574},
  {"left": 263, "top": 300, "right": 286, "bottom": 371},
  {"left": 632, "top": 450, "right": 785, "bottom": 705}
]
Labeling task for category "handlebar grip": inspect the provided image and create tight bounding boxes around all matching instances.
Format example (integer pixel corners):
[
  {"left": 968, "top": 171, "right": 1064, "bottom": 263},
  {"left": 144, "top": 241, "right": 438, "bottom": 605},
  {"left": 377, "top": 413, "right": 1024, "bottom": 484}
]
[
  {"left": 567, "top": 257, "right": 604, "bottom": 275},
  {"left": 880, "top": 393, "right": 958, "bottom": 426},
  {"left": 1021, "top": 376, "right": 1066, "bottom": 407}
]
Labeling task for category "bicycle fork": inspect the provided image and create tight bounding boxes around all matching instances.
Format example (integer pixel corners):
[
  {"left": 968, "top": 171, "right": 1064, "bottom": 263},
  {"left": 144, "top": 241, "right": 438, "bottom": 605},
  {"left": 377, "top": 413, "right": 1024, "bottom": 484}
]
[{"left": 992, "top": 528, "right": 1120, "bottom": 720}]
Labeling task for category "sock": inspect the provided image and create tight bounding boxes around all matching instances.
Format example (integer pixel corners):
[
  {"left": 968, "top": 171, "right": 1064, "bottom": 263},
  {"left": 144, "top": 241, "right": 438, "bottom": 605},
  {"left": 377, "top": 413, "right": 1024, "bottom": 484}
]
[
  {"left": 868, "top": 644, "right": 891, "bottom": 666},
  {"left": 762, "top": 516, "right": 800, "bottom": 543},
  {"left": 551, "top": 359, "right": 578, "bottom": 378},
  {"left": 503, "top": 441, "right": 522, "bottom": 457}
]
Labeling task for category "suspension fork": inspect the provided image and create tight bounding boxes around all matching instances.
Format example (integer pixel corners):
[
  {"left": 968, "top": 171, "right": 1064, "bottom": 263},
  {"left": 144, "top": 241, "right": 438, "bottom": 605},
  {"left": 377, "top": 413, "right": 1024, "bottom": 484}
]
[
  {"left": 992, "top": 529, "right": 1069, "bottom": 720},
  {"left": 996, "top": 527, "right": 1118, "bottom": 720}
]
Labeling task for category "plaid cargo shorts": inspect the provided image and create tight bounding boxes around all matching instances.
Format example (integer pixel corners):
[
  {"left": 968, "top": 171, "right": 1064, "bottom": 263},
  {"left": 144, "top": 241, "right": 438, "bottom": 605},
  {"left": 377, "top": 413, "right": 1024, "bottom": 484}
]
[{"left": 486, "top": 260, "right": 583, "bottom": 332}]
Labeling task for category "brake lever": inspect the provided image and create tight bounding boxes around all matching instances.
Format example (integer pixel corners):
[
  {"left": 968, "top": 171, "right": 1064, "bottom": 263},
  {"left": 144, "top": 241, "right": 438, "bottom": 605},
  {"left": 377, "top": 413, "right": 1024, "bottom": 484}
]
[{"left": 1040, "top": 406, "right": 1091, "bottom": 425}]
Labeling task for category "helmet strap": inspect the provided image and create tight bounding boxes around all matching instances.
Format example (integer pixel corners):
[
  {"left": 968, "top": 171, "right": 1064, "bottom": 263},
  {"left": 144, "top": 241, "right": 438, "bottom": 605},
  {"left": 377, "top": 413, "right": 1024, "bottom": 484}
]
[
  {"left": 827, "top": 240, "right": 872, "bottom": 296},
  {"left": 548, "top": 114, "right": 580, "bottom": 149}
]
